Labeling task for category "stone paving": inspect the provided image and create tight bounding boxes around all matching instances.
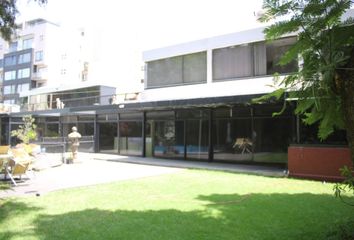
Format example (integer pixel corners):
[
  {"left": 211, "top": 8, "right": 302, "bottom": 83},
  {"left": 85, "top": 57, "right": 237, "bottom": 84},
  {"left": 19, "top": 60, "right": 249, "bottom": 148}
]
[{"left": 0, "top": 153, "right": 286, "bottom": 198}]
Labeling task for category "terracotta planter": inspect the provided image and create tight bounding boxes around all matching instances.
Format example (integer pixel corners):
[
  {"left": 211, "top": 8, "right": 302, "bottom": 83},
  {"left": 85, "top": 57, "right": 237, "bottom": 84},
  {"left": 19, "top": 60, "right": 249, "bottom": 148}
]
[{"left": 288, "top": 145, "right": 352, "bottom": 182}]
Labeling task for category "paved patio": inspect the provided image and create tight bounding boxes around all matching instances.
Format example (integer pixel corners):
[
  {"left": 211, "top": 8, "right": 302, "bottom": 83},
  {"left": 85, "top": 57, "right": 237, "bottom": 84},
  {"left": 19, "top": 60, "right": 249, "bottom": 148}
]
[{"left": 0, "top": 153, "right": 286, "bottom": 198}]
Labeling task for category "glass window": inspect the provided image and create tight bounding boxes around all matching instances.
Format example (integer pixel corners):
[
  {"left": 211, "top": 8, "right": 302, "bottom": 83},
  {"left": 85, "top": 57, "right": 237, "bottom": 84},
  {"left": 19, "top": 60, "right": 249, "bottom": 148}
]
[
  {"left": 147, "top": 52, "right": 207, "bottom": 88},
  {"left": 4, "top": 71, "right": 16, "bottom": 81},
  {"left": 9, "top": 42, "right": 17, "bottom": 52},
  {"left": 18, "top": 53, "right": 31, "bottom": 64},
  {"left": 0, "top": 59, "right": 3, "bottom": 68},
  {"left": 4, "top": 55, "right": 17, "bottom": 66},
  {"left": 266, "top": 37, "right": 298, "bottom": 75},
  {"left": 35, "top": 51, "right": 43, "bottom": 61},
  {"left": 152, "top": 120, "right": 185, "bottom": 159},
  {"left": 186, "top": 120, "right": 209, "bottom": 160},
  {"left": 4, "top": 99, "right": 15, "bottom": 104},
  {"left": 17, "top": 83, "right": 30, "bottom": 92},
  {"left": 119, "top": 121, "right": 143, "bottom": 156},
  {"left": 4, "top": 85, "right": 16, "bottom": 94},
  {"left": 213, "top": 45, "right": 253, "bottom": 80},
  {"left": 213, "top": 118, "right": 253, "bottom": 162},
  {"left": 22, "top": 38, "right": 33, "bottom": 49},
  {"left": 17, "top": 68, "right": 30, "bottom": 79}
]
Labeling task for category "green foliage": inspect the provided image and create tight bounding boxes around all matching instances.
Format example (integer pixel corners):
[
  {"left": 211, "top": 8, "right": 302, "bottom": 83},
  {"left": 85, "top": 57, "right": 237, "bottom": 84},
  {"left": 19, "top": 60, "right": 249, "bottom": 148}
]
[
  {"left": 11, "top": 115, "right": 37, "bottom": 144},
  {"left": 257, "top": 0, "right": 353, "bottom": 141},
  {"left": 334, "top": 166, "right": 354, "bottom": 206},
  {"left": 0, "top": 0, "right": 47, "bottom": 41}
]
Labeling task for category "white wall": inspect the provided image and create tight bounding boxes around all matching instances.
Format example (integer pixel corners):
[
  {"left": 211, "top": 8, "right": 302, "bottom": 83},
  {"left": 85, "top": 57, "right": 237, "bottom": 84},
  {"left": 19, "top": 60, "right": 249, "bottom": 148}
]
[{"left": 141, "top": 76, "right": 277, "bottom": 102}]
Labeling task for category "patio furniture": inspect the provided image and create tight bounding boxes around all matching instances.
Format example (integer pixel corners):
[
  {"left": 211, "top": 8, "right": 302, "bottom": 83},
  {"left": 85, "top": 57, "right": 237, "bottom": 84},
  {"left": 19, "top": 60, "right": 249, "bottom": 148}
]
[
  {"left": 0, "top": 145, "right": 11, "bottom": 178},
  {"left": 233, "top": 138, "right": 252, "bottom": 154},
  {"left": 5, "top": 148, "right": 35, "bottom": 185},
  {"left": 5, "top": 158, "right": 31, "bottom": 186}
]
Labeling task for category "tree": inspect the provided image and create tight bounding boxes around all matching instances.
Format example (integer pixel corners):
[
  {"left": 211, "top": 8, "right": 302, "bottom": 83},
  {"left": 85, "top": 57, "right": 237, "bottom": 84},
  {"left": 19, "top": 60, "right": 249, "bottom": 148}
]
[
  {"left": 11, "top": 115, "right": 37, "bottom": 144},
  {"left": 257, "top": 0, "right": 354, "bottom": 162},
  {"left": 257, "top": 0, "right": 354, "bottom": 204},
  {"left": 0, "top": 0, "right": 47, "bottom": 41}
]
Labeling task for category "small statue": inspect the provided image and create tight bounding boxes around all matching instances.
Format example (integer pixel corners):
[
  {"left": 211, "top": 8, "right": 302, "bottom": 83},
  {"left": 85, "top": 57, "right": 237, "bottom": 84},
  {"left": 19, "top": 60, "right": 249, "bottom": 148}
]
[{"left": 68, "top": 126, "right": 81, "bottom": 163}]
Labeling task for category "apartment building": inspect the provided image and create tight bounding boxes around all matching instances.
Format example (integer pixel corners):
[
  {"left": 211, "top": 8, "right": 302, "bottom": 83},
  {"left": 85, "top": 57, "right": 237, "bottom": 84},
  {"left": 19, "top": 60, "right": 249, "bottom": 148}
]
[{"left": 0, "top": 18, "right": 90, "bottom": 105}]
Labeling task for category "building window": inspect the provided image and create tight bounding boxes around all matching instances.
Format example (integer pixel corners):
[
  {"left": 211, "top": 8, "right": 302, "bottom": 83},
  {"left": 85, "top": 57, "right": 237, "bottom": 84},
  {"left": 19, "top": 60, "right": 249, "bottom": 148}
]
[
  {"left": 213, "top": 44, "right": 253, "bottom": 80},
  {"left": 4, "top": 70, "right": 16, "bottom": 81},
  {"left": 35, "top": 51, "right": 43, "bottom": 61},
  {"left": 17, "top": 68, "right": 30, "bottom": 79},
  {"left": 61, "top": 69, "right": 66, "bottom": 75},
  {"left": 0, "top": 59, "right": 3, "bottom": 68},
  {"left": 18, "top": 53, "right": 31, "bottom": 64},
  {"left": 40, "top": 35, "right": 44, "bottom": 41},
  {"left": 147, "top": 51, "right": 207, "bottom": 88},
  {"left": 17, "top": 83, "right": 30, "bottom": 92},
  {"left": 9, "top": 42, "right": 17, "bottom": 52},
  {"left": 4, "top": 85, "right": 16, "bottom": 94},
  {"left": 212, "top": 37, "right": 298, "bottom": 81},
  {"left": 4, "top": 99, "right": 15, "bottom": 104},
  {"left": 22, "top": 38, "right": 34, "bottom": 49},
  {"left": 266, "top": 37, "right": 298, "bottom": 75},
  {"left": 4, "top": 55, "right": 17, "bottom": 66}
]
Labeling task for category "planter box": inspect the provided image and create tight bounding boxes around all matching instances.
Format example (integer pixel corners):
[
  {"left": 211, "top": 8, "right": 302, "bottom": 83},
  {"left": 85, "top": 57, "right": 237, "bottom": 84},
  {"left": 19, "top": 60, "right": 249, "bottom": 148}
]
[{"left": 288, "top": 145, "right": 352, "bottom": 182}]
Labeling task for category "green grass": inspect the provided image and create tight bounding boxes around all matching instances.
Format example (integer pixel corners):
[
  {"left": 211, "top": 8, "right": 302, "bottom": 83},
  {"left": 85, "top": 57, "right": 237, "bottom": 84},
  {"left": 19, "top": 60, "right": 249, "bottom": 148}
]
[{"left": 0, "top": 170, "right": 353, "bottom": 240}]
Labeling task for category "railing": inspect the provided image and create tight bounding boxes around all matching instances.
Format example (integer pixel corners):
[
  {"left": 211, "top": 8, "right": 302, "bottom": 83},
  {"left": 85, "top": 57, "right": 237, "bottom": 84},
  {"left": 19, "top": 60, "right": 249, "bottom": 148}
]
[
  {"left": 21, "top": 93, "right": 140, "bottom": 112},
  {"left": 37, "top": 136, "right": 95, "bottom": 153},
  {"left": 34, "top": 135, "right": 95, "bottom": 164}
]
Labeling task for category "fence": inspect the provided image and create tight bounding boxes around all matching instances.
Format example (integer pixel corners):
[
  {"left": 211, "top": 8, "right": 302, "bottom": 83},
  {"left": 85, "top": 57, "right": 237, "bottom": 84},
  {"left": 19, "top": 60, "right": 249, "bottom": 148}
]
[{"left": 34, "top": 135, "right": 95, "bottom": 164}]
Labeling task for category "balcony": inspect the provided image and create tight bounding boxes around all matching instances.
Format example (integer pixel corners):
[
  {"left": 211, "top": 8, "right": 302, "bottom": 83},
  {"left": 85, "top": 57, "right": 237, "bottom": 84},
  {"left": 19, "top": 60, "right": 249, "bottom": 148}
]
[
  {"left": 20, "top": 92, "right": 139, "bottom": 112},
  {"left": 32, "top": 71, "right": 48, "bottom": 81}
]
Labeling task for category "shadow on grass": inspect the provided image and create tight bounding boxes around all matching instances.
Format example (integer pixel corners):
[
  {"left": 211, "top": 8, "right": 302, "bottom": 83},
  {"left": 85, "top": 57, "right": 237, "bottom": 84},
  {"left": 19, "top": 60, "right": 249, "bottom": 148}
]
[
  {"left": 0, "top": 200, "right": 43, "bottom": 239},
  {"left": 1, "top": 193, "right": 353, "bottom": 240}
]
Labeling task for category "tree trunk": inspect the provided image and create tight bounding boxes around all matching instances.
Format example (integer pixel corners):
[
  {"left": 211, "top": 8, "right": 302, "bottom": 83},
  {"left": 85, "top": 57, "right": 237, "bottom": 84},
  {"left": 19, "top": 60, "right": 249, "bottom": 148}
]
[{"left": 338, "top": 51, "right": 354, "bottom": 164}]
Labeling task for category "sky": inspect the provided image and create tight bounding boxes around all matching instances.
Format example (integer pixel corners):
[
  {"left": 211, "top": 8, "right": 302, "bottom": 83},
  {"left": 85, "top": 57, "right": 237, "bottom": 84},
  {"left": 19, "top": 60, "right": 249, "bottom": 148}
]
[{"left": 17, "top": 0, "right": 265, "bottom": 91}]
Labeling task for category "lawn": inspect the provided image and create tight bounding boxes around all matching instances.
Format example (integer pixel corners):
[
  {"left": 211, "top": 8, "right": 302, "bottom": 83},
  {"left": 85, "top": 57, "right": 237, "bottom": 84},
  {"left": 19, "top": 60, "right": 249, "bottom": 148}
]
[{"left": 0, "top": 170, "right": 353, "bottom": 240}]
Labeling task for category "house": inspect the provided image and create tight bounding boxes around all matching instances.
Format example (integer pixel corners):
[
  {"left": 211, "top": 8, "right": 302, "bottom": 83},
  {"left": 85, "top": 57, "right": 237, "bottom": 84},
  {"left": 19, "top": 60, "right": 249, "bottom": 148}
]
[{"left": 0, "top": 15, "right": 351, "bottom": 179}]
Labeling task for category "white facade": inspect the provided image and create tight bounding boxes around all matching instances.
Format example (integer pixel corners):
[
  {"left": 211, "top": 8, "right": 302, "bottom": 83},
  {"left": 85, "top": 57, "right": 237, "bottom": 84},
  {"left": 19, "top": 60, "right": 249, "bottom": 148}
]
[
  {"left": 141, "top": 27, "right": 289, "bottom": 102},
  {"left": 0, "top": 18, "right": 93, "bottom": 104}
]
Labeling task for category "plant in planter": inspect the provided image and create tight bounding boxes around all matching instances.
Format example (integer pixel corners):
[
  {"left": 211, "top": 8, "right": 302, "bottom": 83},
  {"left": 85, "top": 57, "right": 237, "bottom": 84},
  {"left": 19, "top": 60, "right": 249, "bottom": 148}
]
[{"left": 11, "top": 115, "right": 37, "bottom": 153}]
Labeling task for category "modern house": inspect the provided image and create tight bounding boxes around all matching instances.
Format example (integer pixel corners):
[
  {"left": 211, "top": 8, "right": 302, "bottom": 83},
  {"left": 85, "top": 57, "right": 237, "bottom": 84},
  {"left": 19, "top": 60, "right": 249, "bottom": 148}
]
[{"left": 0, "top": 11, "right": 352, "bottom": 180}]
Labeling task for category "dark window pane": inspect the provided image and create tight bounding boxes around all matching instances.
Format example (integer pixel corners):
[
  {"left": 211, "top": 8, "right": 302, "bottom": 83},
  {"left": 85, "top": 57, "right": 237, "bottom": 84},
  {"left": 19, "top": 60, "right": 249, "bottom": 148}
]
[
  {"left": 119, "top": 121, "right": 142, "bottom": 156},
  {"left": 266, "top": 37, "right": 298, "bottom": 75},
  {"left": 186, "top": 120, "right": 209, "bottom": 160}
]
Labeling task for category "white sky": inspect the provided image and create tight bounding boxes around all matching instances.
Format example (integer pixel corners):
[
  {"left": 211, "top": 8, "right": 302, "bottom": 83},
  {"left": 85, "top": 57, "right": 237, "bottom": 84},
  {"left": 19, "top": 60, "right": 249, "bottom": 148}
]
[{"left": 17, "top": 0, "right": 265, "bottom": 91}]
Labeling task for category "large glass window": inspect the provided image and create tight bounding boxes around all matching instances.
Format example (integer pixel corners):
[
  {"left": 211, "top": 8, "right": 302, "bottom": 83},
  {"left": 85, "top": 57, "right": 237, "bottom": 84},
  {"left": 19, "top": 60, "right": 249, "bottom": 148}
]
[
  {"left": 119, "top": 121, "right": 143, "bottom": 156},
  {"left": 213, "top": 45, "right": 253, "bottom": 80},
  {"left": 186, "top": 120, "right": 209, "bottom": 160},
  {"left": 17, "top": 83, "right": 30, "bottom": 92},
  {"left": 35, "top": 51, "right": 43, "bottom": 61},
  {"left": 147, "top": 51, "right": 207, "bottom": 88},
  {"left": 22, "top": 38, "right": 34, "bottom": 49},
  {"left": 152, "top": 120, "right": 185, "bottom": 159},
  {"left": 266, "top": 37, "right": 298, "bottom": 75},
  {"left": 98, "top": 123, "right": 118, "bottom": 153},
  {"left": 4, "top": 55, "right": 17, "bottom": 66},
  {"left": 213, "top": 117, "right": 253, "bottom": 162},
  {"left": 17, "top": 68, "right": 30, "bottom": 79},
  {"left": 4, "top": 71, "right": 16, "bottom": 81},
  {"left": 212, "top": 37, "right": 298, "bottom": 81},
  {"left": 4, "top": 85, "right": 16, "bottom": 94},
  {"left": 9, "top": 42, "right": 17, "bottom": 52},
  {"left": 18, "top": 53, "right": 31, "bottom": 64}
]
